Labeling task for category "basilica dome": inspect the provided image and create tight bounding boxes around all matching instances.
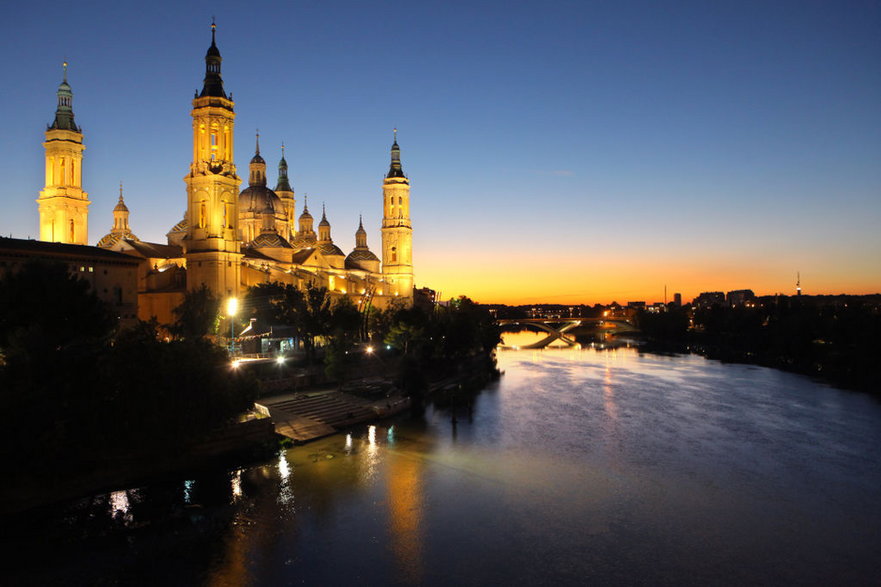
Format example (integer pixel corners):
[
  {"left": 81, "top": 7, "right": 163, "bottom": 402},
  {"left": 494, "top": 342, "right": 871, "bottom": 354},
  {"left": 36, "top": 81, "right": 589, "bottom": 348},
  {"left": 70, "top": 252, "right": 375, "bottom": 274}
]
[{"left": 239, "top": 185, "right": 281, "bottom": 214}]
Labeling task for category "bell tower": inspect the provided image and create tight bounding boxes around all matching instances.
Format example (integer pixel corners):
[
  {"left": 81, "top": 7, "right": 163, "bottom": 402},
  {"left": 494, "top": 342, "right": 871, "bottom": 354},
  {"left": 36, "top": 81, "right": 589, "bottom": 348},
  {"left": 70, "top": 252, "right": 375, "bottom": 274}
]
[
  {"left": 183, "top": 22, "right": 242, "bottom": 298},
  {"left": 381, "top": 129, "right": 413, "bottom": 299},
  {"left": 38, "top": 62, "right": 90, "bottom": 245}
]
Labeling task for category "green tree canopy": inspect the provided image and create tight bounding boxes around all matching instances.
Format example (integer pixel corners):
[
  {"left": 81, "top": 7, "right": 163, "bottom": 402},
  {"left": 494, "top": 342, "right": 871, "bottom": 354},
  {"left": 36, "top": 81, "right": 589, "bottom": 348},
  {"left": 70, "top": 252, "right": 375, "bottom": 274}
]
[{"left": 170, "top": 284, "right": 221, "bottom": 340}]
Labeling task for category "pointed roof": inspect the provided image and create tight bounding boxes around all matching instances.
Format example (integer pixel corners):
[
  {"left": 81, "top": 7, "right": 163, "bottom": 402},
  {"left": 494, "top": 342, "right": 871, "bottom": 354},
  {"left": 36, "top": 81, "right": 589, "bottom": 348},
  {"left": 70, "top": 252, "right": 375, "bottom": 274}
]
[
  {"left": 49, "top": 62, "right": 79, "bottom": 132},
  {"left": 318, "top": 203, "right": 330, "bottom": 227},
  {"left": 114, "top": 182, "right": 129, "bottom": 212},
  {"left": 250, "top": 131, "right": 265, "bottom": 164},
  {"left": 299, "top": 196, "right": 313, "bottom": 220},
  {"left": 275, "top": 143, "right": 293, "bottom": 192},
  {"left": 199, "top": 21, "right": 227, "bottom": 99},
  {"left": 386, "top": 128, "right": 405, "bottom": 179}
]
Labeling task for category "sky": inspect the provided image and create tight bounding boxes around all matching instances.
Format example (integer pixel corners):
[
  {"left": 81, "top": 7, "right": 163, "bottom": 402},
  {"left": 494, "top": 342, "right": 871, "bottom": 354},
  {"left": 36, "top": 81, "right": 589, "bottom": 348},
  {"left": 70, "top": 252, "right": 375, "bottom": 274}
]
[{"left": 0, "top": 0, "right": 878, "bottom": 305}]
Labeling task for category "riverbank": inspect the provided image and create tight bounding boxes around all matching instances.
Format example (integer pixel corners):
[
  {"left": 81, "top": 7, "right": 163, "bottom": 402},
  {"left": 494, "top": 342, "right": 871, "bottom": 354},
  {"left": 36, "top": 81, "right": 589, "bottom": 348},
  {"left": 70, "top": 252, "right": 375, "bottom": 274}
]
[
  {"left": 633, "top": 335, "right": 881, "bottom": 396},
  {"left": 1, "top": 418, "right": 277, "bottom": 517}
]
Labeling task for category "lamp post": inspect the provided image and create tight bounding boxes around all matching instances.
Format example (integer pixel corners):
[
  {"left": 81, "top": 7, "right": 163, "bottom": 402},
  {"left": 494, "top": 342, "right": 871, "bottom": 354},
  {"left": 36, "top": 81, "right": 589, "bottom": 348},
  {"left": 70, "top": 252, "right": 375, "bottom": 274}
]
[{"left": 226, "top": 297, "right": 238, "bottom": 355}]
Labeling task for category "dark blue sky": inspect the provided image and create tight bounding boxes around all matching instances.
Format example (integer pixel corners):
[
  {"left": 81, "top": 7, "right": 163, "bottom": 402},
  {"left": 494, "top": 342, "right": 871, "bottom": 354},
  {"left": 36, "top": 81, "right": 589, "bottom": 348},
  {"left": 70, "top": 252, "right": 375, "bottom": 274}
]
[{"left": 1, "top": 0, "right": 878, "bottom": 302}]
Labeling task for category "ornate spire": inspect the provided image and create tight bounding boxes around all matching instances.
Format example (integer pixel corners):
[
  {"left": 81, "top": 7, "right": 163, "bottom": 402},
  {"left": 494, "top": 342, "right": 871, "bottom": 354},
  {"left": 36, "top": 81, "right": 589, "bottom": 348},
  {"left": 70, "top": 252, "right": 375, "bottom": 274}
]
[
  {"left": 114, "top": 182, "right": 128, "bottom": 212},
  {"left": 248, "top": 132, "right": 267, "bottom": 186},
  {"left": 355, "top": 214, "right": 368, "bottom": 248},
  {"left": 200, "top": 20, "right": 227, "bottom": 98},
  {"left": 319, "top": 203, "right": 330, "bottom": 227},
  {"left": 275, "top": 143, "right": 293, "bottom": 192},
  {"left": 386, "top": 128, "right": 405, "bottom": 179},
  {"left": 50, "top": 61, "right": 78, "bottom": 131}
]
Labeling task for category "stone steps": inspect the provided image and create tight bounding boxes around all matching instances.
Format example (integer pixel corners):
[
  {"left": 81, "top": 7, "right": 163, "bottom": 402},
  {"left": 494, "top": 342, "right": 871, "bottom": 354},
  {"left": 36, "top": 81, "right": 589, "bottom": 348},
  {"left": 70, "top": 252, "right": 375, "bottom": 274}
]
[{"left": 255, "top": 391, "right": 378, "bottom": 442}]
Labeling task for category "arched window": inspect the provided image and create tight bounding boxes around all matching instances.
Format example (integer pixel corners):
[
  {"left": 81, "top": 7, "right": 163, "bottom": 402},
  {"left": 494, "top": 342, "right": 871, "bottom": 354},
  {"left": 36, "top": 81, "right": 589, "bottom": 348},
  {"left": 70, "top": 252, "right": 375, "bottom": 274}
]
[
  {"left": 199, "top": 203, "right": 207, "bottom": 228},
  {"left": 69, "top": 219, "right": 75, "bottom": 241},
  {"left": 391, "top": 246, "right": 397, "bottom": 263}
]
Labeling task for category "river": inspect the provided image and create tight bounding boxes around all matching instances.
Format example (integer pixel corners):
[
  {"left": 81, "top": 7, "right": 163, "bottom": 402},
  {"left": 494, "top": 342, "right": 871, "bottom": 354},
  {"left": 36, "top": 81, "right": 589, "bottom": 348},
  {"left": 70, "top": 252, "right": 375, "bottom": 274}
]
[{"left": 7, "top": 343, "right": 881, "bottom": 585}]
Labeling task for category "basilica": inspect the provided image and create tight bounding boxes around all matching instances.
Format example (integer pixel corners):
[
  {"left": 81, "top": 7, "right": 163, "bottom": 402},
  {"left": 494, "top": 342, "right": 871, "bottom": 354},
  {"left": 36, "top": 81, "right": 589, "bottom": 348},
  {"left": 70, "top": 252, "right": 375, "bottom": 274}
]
[{"left": 34, "top": 25, "right": 414, "bottom": 324}]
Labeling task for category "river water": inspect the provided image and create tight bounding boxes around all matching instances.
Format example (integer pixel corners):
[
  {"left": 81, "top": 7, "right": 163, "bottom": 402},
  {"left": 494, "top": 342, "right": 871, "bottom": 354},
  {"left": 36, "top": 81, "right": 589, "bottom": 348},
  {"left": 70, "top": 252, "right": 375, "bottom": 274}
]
[{"left": 9, "top": 343, "right": 881, "bottom": 585}]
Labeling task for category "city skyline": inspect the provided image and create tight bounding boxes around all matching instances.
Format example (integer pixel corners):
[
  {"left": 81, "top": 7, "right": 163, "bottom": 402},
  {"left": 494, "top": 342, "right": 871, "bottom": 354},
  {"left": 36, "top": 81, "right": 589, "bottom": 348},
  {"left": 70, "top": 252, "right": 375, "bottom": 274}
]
[{"left": 1, "top": 0, "right": 878, "bottom": 304}]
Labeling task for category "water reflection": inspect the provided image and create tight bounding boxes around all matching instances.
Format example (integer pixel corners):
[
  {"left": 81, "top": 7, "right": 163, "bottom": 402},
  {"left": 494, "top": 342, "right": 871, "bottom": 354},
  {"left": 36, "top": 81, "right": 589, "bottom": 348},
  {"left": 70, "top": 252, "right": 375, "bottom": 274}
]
[
  {"left": 8, "top": 347, "right": 881, "bottom": 585},
  {"left": 231, "top": 469, "right": 243, "bottom": 501},
  {"left": 386, "top": 447, "right": 424, "bottom": 584},
  {"left": 277, "top": 452, "right": 294, "bottom": 508}
]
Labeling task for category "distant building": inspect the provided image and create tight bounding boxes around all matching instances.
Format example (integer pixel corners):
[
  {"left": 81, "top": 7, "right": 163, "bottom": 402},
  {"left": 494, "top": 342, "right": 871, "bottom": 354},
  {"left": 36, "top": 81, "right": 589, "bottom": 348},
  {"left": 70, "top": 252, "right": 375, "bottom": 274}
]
[
  {"left": 673, "top": 292, "right": 682, "bottom": 307},
  {"left": 693, "top": 291, "right": 725, "bottom": 308},
  {"left": 726, "top": 289, "right": 756, "bottom": 307}
]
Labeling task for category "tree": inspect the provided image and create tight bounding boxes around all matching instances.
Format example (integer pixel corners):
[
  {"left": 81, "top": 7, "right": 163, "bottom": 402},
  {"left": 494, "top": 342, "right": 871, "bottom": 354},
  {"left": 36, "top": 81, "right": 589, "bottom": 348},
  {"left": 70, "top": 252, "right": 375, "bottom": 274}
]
[
  {"left": 299, "top": 283, "right": 332, "bottom": 363},
  {"left": 170, "top": 284, "right": 221, "bottom": 340},
  {"left": 0, "top": 261, "right": 115, "bottom": 471}
]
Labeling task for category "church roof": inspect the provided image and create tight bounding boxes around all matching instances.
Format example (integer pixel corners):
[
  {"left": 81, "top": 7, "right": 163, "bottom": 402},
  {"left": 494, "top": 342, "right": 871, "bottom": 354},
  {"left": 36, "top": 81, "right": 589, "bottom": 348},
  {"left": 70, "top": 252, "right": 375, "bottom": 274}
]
[
  {"left": 123, "top": 240, "right": 183, "bottom": 259},
  {"left": 239, "top": 185, "right": 281, "bottom": 213},
  {"left": 167, "top": 216, "right": 187, "bottom": 236},
  {"left": 346, "top": 248, "right": 379, "bottom": 263},
  {"left": 318, "top": 242, "right": 345, "bottom": 257},
  {"left": 290, "top": 232, "right": 317, "bottom": 249},
  {"left": 252, "top": 232, "right": 293, "bottom": 249},
  {"left": 97, "top": 230, "right": 139, "bottom": 249},
  {"left": 291, "top": 248, "right": 316, "bottom": 264},
  {"left": 0, "top": 236, "right": 139, "bottom": 265},
  {"left": 242, "top": 247, "right": 276, "bottom": 262}
]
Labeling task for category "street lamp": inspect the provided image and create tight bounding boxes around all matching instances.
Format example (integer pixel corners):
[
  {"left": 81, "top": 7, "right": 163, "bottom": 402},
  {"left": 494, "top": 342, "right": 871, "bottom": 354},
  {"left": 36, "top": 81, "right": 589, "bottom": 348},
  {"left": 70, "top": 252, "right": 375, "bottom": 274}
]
[{"left": 226, "top": 297, "right": 238, "bottom": 355}]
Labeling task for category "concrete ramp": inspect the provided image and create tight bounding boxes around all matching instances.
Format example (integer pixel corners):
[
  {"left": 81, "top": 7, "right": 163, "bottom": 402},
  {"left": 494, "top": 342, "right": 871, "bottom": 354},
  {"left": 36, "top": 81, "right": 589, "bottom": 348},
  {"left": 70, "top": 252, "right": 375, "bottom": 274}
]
[{"left": 255, "top": 389, "right": 377, "bottom": 443}]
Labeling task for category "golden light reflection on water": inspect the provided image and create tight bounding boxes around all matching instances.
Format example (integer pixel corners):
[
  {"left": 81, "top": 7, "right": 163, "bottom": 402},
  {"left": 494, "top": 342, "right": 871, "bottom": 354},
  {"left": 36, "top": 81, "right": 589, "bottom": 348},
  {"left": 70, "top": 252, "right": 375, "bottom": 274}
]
[
  {"left": 277, "top": 453, "right": 294, "bottom": 507},
  {"left": 603, "top": 360, "right": 618, "bottom": 422},
  {"left": 109, "top": 490, "right": 131, "bottom": 523},
  {"left": 386, "top": 449, "right": 425, "bottom": 585}
]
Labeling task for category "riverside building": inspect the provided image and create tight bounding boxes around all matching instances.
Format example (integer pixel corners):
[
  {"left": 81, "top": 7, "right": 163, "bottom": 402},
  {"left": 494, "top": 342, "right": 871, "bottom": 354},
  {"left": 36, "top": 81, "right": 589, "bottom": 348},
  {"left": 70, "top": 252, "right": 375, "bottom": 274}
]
[{"left": 32, "top": 24, "right": 414, "bottom": 323}]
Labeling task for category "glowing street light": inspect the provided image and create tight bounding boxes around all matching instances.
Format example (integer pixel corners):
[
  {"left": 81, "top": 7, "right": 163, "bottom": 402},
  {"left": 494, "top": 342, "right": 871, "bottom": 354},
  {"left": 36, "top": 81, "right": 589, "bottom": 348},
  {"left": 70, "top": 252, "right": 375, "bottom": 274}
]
[{"left": 227, "top": 297, "right": 238, "bottom": 355}]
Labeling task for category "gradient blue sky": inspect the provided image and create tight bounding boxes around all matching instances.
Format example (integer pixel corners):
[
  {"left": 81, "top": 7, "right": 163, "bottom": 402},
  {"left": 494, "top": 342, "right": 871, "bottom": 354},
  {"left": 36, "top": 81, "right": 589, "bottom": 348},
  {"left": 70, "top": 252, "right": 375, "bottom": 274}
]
[{"left": 1, "top": 0, "right": 878, "bottom": 303}]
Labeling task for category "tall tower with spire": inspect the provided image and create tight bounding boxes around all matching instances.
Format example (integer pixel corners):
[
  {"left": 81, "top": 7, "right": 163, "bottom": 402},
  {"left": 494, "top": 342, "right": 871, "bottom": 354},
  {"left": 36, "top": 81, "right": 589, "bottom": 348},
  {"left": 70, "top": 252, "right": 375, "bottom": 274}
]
[
  {"left": 275, "top": 144, "right": 296, "bottom": 241},
  {"left": 381, "top": 129, "right": 414, "bottom": 299},
  {"left": 37, "top": 62, "right": 90, "bottom": 245},
  {"left": 183, "top": 22, "right": 242, "bottom": 298}
]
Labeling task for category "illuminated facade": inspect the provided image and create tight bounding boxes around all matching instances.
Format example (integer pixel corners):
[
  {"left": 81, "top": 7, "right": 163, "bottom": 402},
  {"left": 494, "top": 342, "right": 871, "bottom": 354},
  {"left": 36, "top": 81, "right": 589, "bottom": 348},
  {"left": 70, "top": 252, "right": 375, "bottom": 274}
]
[
  {"left": 37, "top": 63, "right": 90, "bottom": 245},
  {"left": 381, "top": 131, "right": 414, "bottom": 298},
  {"left": 182, "top": 23, "right": 243, "bottom": 299},
  {"left": 78, "top": 25, "right": 415, "bottom": 322}
]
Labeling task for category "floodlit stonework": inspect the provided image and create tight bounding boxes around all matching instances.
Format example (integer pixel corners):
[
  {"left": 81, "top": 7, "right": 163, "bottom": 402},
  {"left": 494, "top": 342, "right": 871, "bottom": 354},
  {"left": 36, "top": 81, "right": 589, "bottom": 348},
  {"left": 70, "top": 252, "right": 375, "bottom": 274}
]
[{"left": 33, "top": 25, "right": 415, "bottom": 324}]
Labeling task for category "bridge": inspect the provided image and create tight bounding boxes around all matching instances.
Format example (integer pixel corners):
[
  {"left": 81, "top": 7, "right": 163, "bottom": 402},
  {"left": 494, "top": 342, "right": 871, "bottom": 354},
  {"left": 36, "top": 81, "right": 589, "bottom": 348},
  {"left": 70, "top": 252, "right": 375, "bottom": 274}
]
[{"left": 497, "top": 317, "right": 638, "bottom": 349}]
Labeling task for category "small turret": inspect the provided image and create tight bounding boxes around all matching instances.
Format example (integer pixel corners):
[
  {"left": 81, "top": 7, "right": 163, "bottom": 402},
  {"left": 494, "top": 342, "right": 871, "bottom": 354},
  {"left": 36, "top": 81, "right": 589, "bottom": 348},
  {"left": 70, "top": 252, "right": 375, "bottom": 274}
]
[
  {"left": 318, "top": 204, "right": 331, "bottom": 241},
  {"left": 346, "top": 215, "right": 380, "bottom": 272},
  {"left": 248, "top": 131, "right": 267, "bottom": 186},
  {"left": 299, "top": 196, "right": 314, "bottom": 234},
  {"left": 97, "top": 182, "right": 139, "bottom": 249},
  {"left": 275, "top": 143, "right": 292, "bottom": 192}
]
